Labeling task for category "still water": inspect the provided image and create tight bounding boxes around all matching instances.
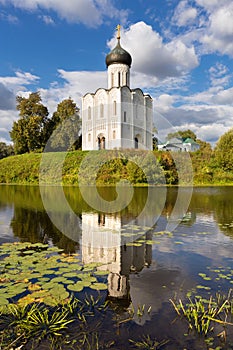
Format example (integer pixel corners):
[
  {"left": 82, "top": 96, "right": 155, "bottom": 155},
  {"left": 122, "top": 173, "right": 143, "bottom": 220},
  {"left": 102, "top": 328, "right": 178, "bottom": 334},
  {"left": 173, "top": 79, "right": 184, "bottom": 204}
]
[{"left": 0, "top": 185, "right": 233, "bottom": 349}]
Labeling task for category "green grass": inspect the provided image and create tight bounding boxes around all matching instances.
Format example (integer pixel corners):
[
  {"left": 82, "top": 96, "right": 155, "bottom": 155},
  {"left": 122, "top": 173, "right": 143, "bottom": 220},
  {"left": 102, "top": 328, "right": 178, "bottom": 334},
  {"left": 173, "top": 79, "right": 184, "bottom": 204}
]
[{"left": 0, "top": 150, "right": 232, "bottom": 186}]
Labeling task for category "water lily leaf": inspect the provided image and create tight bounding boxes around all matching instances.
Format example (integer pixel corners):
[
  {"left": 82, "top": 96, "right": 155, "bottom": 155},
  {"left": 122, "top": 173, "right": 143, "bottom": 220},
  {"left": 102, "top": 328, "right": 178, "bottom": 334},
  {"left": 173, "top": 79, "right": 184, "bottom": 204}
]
[
  {"left": 47, "top": 247, "right": 64, "bottom": 253},
  {"left": 41, "top": 282, "right": 58, "bottom": 290},
  {"left": 0, "top": 298, "right": 9, "bottom": 306},
  {"left": 94, "top": 270, "right": 109, "bottom": 276},
  {"left": 67, "top": 283, "right": 84, "bottom": 292},
  {"left": 28, "top": 283, "right": 41, "bottom": 291},
  {"left": 90, "top": 283, "right": 108, "bottom": 291},
  {"left": 126, "top": 243, "right": 142, "bottom": 247},
  {"left": 23, "top": 250, "right": 36, "bottom": 255},
  {"left": 62, "top": 272, "right": 79, "bottom": 278},
  {"left": 50, "top": 276, "right": 68, "bottom": 283}
]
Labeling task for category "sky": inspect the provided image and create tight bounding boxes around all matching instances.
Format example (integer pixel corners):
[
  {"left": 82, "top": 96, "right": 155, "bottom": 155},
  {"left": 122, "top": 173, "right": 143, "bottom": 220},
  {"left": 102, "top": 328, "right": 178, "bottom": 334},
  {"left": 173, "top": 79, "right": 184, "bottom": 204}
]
[{"left": 1, "top": 0, "right": 233, "bottom": 145}]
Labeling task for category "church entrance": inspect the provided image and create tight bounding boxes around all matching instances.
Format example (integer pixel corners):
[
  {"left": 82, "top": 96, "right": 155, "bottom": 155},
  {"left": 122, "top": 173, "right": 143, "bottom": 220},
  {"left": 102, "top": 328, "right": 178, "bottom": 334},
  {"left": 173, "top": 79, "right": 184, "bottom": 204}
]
[{"left": 98, "top": 135, "right": 105, "bottom": 150}]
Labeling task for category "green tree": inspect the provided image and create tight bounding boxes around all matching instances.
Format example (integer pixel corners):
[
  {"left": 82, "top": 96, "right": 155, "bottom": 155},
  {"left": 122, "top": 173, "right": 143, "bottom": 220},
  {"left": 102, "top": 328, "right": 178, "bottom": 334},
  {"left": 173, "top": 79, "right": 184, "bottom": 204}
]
[
  {"left": 10, "top": 92, "right": 50, "bottom": 154},
  {"left": 214, "top": 128, "right": 233, "bottom": 171},
  {"left": 166, "top": 129, "right": 197, "bottom": 141},
  {"left": 49, "top": 98, "right": 81, "bottom": 151},
  {"left": 0, "top": 142, "right": 14, "bottom": 159}
]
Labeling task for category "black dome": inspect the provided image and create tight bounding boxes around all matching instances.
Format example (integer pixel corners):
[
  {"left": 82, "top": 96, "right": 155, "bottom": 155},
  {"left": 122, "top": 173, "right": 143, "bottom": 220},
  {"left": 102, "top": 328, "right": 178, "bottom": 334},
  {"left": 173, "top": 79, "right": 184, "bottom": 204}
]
[{"left": 106, "top": 40, "right": 132, "bottom": 67}]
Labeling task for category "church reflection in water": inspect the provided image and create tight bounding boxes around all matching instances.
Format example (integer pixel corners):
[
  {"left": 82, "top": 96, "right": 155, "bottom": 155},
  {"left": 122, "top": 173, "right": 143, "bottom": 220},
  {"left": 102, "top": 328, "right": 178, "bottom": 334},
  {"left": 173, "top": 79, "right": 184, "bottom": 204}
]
[{"left": 81, "top": 212, "right": 153, "bottom": 305}]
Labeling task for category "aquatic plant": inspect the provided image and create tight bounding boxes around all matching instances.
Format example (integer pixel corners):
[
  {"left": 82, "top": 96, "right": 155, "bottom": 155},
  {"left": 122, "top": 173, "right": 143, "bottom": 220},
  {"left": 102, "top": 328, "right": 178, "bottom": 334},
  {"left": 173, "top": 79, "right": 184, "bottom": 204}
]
[
  {"left": 0, "top": 242, "right": 109, "bottom": 308},
  {"left": 129, "top": 335, "right": 169, "bottom": 349},
  {"left": 170, "top": 294, "right": 233, "bottom": 336}
]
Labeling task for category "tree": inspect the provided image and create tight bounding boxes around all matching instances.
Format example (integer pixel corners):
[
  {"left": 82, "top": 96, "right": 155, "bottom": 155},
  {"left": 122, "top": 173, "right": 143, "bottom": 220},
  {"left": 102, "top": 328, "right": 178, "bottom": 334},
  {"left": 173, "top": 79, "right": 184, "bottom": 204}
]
[
  {"left": 10, "top": 92, "right": 50, "bottom": 154},
  {"left": 0, "top": 142, "right": 14, "bottom": 159},
  {"left": 166, "top": 129, "right": 197, "bottom": 141},
  {"left": 49, "top": 98, "right": 81, "bottom": 151},
  {"left": 214, "top": 128, "right": 233, "bottom": 171}
]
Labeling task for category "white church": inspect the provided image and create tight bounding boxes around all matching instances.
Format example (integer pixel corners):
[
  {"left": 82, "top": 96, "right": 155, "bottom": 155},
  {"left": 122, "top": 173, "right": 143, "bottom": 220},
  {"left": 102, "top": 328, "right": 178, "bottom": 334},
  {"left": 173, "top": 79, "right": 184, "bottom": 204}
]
[{"left": 82, "top": 26, "right": 153, "bottom": 151}]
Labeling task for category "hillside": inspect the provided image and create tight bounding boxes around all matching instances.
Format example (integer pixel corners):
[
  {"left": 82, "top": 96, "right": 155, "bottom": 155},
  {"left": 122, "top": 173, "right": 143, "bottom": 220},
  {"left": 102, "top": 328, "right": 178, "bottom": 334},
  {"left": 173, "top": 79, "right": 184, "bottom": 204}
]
[{"left": 0, "top": 150, "right": 232, "bottom": 186}]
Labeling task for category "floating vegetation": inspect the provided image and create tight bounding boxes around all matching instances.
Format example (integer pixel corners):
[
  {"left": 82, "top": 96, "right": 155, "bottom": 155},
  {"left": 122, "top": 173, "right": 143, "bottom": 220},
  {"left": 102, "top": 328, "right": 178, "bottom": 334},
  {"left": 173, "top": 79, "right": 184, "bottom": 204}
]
[
  {"left": 0, "top": 242, "right": 109, "bottom": 307},
  {"left": 153, "top": 231, "right": 173, "bottom": 238}
]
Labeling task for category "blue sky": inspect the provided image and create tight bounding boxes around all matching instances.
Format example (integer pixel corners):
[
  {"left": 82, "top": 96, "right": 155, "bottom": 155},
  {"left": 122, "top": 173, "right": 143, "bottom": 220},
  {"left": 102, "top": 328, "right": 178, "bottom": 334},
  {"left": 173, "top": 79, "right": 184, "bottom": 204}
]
[{"left": 1, "top": 0, "right": 233, "bottom": 145}]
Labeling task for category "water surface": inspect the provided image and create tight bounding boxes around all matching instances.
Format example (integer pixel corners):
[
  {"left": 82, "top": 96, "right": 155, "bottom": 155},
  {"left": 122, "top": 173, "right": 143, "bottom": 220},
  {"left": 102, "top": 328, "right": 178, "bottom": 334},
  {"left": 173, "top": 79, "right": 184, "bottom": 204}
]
[{"left": 0, "top": 185, "right": 233, "bottom": 348}]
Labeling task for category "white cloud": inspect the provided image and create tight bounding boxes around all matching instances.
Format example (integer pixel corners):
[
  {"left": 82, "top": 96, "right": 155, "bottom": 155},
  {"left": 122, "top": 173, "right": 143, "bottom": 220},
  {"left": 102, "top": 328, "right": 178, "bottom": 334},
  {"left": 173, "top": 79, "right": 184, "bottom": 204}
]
[
  {"left": 0, "top": 71, "right": 39, "bottom": 90},
  {"left": 0, "top": 83, "right": 15, "bottom": 110},
  {"left": 0, "top": 12, "right": 18, "bottom": 23},
  {"left": 39, "top": 69, "right": 106, "bottom": 114},
  {"left": 0, "top": 0, "right": 128, "bottom": 27},
  {"left": 193, "top": 1, "right": 233, "bottom": 56},
  {"left": 108, "top": 22, "right": 198, "bottom": 83},
  {"left": 0, "top": 110, "right": 18, "bottom": 143},
  {"left": 39, "top": 15, "right": 55, "bottom": 25},
  {"left": 172, "top": 1, "right": 198, "bottom": 27},
  {"left": 209, "top": 62, "right": 231, "bottom": 87}
]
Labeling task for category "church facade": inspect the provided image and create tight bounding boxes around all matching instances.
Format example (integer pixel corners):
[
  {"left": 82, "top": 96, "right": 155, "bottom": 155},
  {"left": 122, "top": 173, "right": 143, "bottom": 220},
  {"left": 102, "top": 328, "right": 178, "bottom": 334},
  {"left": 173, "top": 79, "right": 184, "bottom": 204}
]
[{"left": 82, "top": 27, "right": 153, "bottom": 151}]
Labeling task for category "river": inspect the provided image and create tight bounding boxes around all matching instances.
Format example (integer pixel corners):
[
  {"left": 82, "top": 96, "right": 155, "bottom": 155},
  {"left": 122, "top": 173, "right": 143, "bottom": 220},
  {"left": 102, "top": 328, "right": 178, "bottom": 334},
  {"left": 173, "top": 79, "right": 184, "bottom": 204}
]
[{"left": 0, "top": 185, "right": 233, "bottom": 349}]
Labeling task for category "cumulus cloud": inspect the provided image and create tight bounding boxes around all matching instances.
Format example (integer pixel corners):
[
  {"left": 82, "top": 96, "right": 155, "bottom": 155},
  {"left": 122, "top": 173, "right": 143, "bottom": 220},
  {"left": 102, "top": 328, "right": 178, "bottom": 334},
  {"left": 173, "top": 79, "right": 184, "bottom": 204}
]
[
  {"left": 209, "top": 62, "right": 231, "bottom": 87},
  {"left": 108, "top": 22, "right": 198, "bottom": 83},
  {"left": 194, "top": 1, "right": 233, "bottom": 56},
  {"left": 0, "top": 0, "right": 128, "bottom": 27},
  {"left": 0, "top": 71, "right": 39, "bottom": 90},
  {"left": 172, "top": 0, "right": 198, "bottom": 27},
  {"left": 0, "top": 83, "right": 16, "bottom": 110},
  {"left": 38, "top": 69, "right": 107, "bottom": 114},
  {"left": 155, "top": 101, "right": 233, "bottom": 143},
  {"left": 39, "top": 15, "right": 55, "bottom": 25},
  {"left": 0, "top": 110, "right": 18, "bottom": 143}
]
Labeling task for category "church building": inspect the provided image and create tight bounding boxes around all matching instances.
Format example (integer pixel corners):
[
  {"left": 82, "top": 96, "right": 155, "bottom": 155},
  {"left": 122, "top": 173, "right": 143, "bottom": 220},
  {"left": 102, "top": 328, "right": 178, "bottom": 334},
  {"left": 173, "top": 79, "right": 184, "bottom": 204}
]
[{"left": 82, "top": 26, "right": 153, "bottom": 150}]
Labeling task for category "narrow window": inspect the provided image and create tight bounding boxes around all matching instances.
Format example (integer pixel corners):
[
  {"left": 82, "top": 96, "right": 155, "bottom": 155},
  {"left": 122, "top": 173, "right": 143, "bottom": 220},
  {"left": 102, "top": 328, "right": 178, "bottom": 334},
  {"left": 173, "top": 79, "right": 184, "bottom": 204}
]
[
  {"left": 88, "top": 106, "right": 91, "bottom": 120},
  {"left": 111, "top": 72, "right": 114, "bottom": 87},
  {"left": 124, "top": 111, "right": 126, "bottom": 123},
  {"left": 100, "top": 247, "right": 104, "bottom": 258},
  {"left": 98, "top": 213, "right": 105, "bottom": 226},
  {"left": 100, "top": 103, "right": 104, "bottom": 118},
  {"left": 88, "top": 133, "right": 91, "bottom": 142},
  {"left": 113, "top": 130, "right": 116, "bottom": 139},
  {"left": 113, "top": 100, "right": 117, "bottom": 115},
  {"left": 113, "top": 248, "right": 117, "bottom": 262},
  {"left": 118, "top": 72, "right": 121, "bottom": 87}
]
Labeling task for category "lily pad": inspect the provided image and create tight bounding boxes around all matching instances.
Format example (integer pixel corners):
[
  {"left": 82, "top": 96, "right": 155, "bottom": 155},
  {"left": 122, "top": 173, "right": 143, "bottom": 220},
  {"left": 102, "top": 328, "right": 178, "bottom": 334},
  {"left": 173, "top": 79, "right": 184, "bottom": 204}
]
[{"left": 90, "top": 283, "right": 108, "bottom": 291}]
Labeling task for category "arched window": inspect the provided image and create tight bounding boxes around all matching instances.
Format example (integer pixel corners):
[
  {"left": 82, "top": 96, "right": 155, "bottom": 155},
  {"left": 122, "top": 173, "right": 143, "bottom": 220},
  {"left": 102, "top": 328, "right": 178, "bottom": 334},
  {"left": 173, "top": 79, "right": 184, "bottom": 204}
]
[
  {"left": 88, "top": 106, "right": 91, "bottom": 120},
  {"left": 113, "top": 100, "right": 117, "bottom": 115},
  {"left": 118, "top": 72, "right": 121, "bottom": 86},
  {"left": 113, "top": 130, "right": 116, "bottom": 139},
  {"left": 88, "top": 133, "right": 91, "bottom": 142},
  {"left": 135, "top": 137, "right": 139, "bottom": 149},
  {"left": 100, "top": 103, "right": 104, "bottom": 118}
]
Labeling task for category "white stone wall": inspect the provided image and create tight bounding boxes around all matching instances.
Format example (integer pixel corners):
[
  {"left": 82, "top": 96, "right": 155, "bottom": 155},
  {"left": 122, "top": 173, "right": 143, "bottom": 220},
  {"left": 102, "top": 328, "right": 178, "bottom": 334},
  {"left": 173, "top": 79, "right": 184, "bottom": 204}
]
[
  {"left": 108, "top": 63, "right": 130, "bottom": 89},
  {"left": 82, "top": 63, "right": 153, "bottom": 151}
]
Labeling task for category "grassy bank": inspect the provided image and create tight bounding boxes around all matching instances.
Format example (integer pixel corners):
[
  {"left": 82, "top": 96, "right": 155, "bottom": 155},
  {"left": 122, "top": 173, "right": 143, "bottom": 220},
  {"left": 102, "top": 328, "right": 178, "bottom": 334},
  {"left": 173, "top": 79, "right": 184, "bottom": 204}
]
[{"left": 0, "top": 150, "right": 232, "bottom": 186}]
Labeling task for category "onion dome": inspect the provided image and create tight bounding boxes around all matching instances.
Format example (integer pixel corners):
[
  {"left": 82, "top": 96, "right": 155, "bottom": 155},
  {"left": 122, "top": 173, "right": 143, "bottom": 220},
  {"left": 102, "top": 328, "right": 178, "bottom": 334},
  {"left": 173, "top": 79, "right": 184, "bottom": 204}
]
[{"left": 106, "top": 39, "right": 132, "bottom": 67}]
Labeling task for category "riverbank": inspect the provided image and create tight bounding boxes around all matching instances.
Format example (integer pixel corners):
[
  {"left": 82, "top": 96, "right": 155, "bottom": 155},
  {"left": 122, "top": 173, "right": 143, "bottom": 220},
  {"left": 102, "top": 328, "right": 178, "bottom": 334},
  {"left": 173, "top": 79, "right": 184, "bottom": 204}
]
[{"left": 0, "top": 150, "right": 232, "bottom": 185}]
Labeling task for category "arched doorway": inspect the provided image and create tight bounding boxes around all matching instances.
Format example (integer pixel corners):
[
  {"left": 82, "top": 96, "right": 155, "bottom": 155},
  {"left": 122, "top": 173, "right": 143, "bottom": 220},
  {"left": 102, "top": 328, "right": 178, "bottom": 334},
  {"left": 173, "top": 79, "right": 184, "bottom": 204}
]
[
  {"left": 134, "top": 134, "right": 141, "bottom": 149},
  {"left": 97, "top": 135, "right": 106, "bottom": 150}
]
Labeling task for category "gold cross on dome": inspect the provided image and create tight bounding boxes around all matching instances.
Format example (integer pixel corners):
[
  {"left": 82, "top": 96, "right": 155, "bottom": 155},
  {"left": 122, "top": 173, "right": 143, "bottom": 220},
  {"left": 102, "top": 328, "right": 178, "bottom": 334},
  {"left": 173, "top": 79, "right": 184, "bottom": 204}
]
[{"left": 116, "top": 24, "right": 121, "bottom": 39}]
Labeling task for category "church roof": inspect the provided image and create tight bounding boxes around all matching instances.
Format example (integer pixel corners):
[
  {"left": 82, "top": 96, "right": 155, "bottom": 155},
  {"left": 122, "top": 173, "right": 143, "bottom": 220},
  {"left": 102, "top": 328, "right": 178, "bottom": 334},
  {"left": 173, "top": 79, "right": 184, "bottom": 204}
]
[{"left": 106, "top": 39, "right": 132, "bottom": 67}]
